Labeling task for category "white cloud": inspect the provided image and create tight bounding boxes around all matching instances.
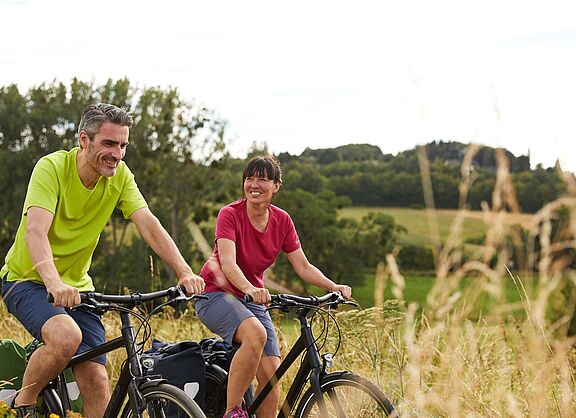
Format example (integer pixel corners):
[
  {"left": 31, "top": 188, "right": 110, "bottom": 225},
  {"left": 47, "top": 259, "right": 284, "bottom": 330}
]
[{"left": 1, "top": 0, "right": 575, "bottom": 172}]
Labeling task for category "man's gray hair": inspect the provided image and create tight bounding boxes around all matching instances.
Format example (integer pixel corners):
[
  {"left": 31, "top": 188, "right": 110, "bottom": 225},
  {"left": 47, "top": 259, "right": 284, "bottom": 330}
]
[{"left": 78, "top": 103, "right": 133, "bottom": 139}]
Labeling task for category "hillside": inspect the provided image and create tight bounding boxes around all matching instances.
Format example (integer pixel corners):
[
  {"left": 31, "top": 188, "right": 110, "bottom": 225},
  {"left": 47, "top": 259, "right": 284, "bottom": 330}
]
[
  {"left": 278, "top": 141, "right": 564, "bottom": 213},
  {"left": 339, "top": 207, "right": 534, "bottom": 246},
  {"left": 279, "top": 140, "right": 531, "bottom": 172}
]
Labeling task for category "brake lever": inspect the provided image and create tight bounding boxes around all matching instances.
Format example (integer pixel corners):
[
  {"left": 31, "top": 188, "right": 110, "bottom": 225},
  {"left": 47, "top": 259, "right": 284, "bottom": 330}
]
[
  {"left": 70, "top": 301, "right": 109, "bottom": 315},
  {"left": 169, "top": 291, "right": 208, "bottom": 306},
  {"left": 265, "top": 297, "right": 296, "bottom": 313},
  {"left": 267, "top": 304, "right": 292, "bottom": 313}
]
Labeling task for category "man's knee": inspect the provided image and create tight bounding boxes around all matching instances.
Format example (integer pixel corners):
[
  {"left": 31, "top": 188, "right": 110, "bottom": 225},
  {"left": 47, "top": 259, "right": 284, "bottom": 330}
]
[
  {"left": 41, "top": 315, "right": 82, "bottom": 357},
  {"left": 75, "top": 362, "right": 109, "bottom": 394}
]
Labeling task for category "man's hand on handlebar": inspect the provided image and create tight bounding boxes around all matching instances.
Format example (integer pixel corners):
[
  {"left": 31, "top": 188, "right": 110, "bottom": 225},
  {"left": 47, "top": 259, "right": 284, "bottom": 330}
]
[
  {"left": 46, "top": 282, "right": 81, "bottom": 307},
  {"left": 177, "top": 273, "right": 205, "bottom": 296}
]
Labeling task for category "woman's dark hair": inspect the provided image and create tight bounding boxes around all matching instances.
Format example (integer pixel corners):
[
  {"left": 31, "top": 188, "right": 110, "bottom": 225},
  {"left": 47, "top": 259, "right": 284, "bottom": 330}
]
[{"left": 242, "top": 155, "right": 282, "bottom": 185}]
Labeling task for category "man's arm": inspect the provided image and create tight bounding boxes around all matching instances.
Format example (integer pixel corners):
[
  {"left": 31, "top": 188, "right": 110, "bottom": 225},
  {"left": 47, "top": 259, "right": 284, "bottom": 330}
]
[
  {"left": 26, "top": 206, "right": 80, "bottom": 307},
  {"left": 130, "top": 207, "right": 204, "bottom": 295}
]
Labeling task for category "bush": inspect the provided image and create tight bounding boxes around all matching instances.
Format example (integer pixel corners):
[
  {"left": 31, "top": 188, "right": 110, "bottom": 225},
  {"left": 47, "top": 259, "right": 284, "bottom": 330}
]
[{"left": 397, "top": 243, "right": 435, "bottom": 271}]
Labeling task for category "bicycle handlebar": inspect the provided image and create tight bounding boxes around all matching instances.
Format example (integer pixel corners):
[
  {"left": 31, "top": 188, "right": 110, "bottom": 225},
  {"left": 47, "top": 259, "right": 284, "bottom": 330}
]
[
  {"left": 47, "top": 285, "right": 206, "bottom": 305},
  {"left": 245, "top": 291, "right": 353, "bottom": 308}
]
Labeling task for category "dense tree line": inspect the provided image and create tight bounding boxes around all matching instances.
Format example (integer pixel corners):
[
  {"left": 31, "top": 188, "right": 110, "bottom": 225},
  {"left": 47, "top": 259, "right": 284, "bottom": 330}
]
[
  {"left": 278, "top": 142, "right": 564, "bottom": 213},
  {"left": 0, "top": 79, "right": 404, "bottom": 292}
]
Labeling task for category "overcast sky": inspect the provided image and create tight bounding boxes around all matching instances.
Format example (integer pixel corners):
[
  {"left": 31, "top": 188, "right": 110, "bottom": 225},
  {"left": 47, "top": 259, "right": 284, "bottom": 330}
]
[{"left": 1, "top": 0, "right": 575, "bottom": 172}]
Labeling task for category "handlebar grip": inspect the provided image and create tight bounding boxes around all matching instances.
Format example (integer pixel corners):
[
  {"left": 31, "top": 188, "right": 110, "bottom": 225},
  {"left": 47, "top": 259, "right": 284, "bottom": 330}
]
[
  {"left": 47, "top": 292, "right": 95, "bottom": 304},
  {"left": 245, "top": 294, "right": 279, "bottom": 304}
]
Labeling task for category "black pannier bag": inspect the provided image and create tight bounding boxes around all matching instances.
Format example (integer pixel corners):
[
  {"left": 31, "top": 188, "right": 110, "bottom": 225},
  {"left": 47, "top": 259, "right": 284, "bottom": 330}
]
[{"left": 142, "top": 339, "right": 206, "bottom": 409}]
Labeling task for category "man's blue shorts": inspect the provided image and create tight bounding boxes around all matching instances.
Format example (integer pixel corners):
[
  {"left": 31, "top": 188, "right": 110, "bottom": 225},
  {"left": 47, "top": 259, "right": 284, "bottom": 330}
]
[
  {"left": 195, "top": 291, "right": 281, "bottom": 357},
  {"left": 1, "top": 276, "right": 106, "bottom": 365}
]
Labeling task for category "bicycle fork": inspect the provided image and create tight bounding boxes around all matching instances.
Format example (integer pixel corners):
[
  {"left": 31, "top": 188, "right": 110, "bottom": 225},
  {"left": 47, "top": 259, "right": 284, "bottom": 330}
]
[
  {"left": 247, "top": 313, "right": 334, "bottom": 418},
  {"left": 102, "top": 311, "right": 147, "bottom": 418}
]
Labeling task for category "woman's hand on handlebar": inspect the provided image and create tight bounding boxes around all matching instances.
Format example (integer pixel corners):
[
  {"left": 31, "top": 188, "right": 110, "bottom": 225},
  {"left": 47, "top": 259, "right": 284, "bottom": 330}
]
[
  {"left": 245, "top": 286, "right": 271, "bottom": 305},
  {"left": 177, "top": 273, "right": 205, "bottom": 296},
  {"left": 330, "top": 283, "right": 352, "bottom": 299}
]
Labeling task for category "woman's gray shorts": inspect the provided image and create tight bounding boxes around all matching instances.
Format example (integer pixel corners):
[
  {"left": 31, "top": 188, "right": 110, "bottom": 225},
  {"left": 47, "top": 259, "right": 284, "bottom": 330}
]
[{"left": 195, "top": 291, "right": 280, "bottom": 357}]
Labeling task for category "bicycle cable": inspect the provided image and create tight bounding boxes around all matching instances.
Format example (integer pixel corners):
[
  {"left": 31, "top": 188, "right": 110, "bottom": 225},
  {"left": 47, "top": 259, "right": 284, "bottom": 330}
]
[
  {"left": 278, "top": 301, "right": 343, "bottom": 375},
  {"left": 105, "top": 304, "right": 153, "bottom": 378}
]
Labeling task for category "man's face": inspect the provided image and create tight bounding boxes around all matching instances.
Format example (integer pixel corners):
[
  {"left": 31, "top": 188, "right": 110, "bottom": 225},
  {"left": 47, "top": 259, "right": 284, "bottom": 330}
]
[{"left": 82, "top": 122, "right": 129, "bottom": 177}]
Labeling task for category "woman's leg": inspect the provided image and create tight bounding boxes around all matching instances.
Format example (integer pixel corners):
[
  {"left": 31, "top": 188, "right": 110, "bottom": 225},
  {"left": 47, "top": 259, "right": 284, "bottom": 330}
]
[
  {"left": 254, "top": 355, "right": 282, "bottom": 418},
  {"left": 227, "top": 317, "right": 267, "bottom": 411}
]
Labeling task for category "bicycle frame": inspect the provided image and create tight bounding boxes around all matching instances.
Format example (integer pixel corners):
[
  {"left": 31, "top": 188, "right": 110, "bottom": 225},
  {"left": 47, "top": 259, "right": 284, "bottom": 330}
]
[
  {"left": 41, "top": 308, "right": 162, "bottom": 418},
  {"left": 246, "top": 307, "right": 331, "bottom": 418}
]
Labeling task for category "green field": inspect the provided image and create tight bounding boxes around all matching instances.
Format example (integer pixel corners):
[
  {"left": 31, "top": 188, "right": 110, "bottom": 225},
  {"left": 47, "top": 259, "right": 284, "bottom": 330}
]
[
  {"left": 339, "top": 206, "right": 533, "bottom": 246},
  {"left": 352, "top": 273, "right": 529, "bottom": 312},
  {"left": 337, "top": 207, "right": 535, "bottom": 313}
]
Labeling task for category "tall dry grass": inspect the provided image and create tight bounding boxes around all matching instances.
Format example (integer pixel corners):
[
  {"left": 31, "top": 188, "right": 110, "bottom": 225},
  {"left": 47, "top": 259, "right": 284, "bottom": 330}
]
[
  {"left": 1, "top": 145, "right": 575, "bottom": 417},
  {"left": 374, "top": 146, "right": 576, "bottom": 417}
]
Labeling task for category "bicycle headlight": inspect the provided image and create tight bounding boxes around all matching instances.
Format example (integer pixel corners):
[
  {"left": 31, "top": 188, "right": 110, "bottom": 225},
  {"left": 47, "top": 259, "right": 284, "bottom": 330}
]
[
  {"left": 322, "top": 353, "right": 333, "bottom": 369},
  {"left": 141, "top": 356, "right": 155, "bottom": 370}
]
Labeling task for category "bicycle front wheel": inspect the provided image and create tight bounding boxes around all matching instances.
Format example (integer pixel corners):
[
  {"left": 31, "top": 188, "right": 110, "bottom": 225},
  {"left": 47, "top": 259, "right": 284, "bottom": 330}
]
[
  {"left": 294, "top": 372, "right": 398, "bottom": 418},
  {"left": 120, "top": 383, "right": 206, "bottom": 418}
]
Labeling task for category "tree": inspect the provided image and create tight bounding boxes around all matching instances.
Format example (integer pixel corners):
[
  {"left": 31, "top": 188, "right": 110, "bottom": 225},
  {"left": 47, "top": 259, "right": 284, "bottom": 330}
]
[
  {"left": 272, "top": 189, "right": 353, "bottom": 289},
  {"left": 0, "top": 78, "right": 233, "bottom": 290},
  {"left": 272, "top": 190, "right": 406, "bottom": 289}
]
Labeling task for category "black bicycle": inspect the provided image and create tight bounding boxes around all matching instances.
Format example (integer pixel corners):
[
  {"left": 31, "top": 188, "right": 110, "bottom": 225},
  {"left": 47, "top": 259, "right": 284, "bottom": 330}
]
[
  {"left": 36, "top": 286, "right": 206, "bottom": 418},
  {"left": 202, "top": 291, "right": 398, "bottom": 418}
]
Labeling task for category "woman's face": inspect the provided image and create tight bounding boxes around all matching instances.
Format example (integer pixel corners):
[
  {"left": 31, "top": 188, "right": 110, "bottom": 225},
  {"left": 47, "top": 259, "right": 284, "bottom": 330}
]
[{"left": 244, "top": 173, "right": 280, "bottom": 205}]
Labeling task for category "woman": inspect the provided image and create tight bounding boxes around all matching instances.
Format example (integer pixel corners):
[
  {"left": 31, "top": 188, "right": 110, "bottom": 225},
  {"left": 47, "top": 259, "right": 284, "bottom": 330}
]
[{"left": 195, "top": 155, "right": 352, "bottom": 418}]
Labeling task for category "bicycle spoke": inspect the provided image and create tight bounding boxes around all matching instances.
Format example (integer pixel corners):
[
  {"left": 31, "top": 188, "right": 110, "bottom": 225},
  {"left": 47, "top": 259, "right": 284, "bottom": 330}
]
[
  {"left": 301, "top": 377, "right": 393, "bottom": 417},
  {"left": 326, "top": 387, "right": 348, "bottom": 418},
  {"left": 121, "top": 384, "right": 204, "bottom": 418}
]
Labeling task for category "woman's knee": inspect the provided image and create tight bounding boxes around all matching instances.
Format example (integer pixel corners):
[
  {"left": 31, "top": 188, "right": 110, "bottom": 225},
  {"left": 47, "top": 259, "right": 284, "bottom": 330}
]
[{"left": 235, "top": 318, "right": 267, "bottom": 350}]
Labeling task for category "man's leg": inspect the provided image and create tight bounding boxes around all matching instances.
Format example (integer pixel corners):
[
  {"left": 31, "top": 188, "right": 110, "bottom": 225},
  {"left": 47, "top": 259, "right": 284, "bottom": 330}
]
[
  {"left": 73, "top": 361, "right": 110, "bottom": 418},
  {"left": 15, "top": 314, "right": 82, "bottom": 406},
  {"left": 67, "top": 303, "right": 109, "bottom": 417}
]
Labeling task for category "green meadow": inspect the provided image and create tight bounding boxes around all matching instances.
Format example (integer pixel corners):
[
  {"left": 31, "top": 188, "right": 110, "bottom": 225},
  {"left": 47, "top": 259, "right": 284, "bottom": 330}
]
[
  {"left": 339, "top": 207, "right": 535, "bottom": 311},
  {"left": 339, "top": 206, "right": 534, "bottom": 246}
]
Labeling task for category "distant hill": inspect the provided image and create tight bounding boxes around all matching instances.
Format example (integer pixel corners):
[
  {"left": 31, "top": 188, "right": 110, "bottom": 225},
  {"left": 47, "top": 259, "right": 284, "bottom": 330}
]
[
  {"left": 277, "top": 141, "right": 562, "bottom": 213},
  {"left": 402, "top": 141, "right": 531, "bottom": 173},
  {"left": 279, "top": 140, "right": 531, "bottom": 172}
]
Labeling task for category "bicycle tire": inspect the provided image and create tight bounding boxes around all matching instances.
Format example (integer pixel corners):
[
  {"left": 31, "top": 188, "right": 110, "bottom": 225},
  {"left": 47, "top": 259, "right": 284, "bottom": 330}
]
[
  {"left": 120, "top": 383, "right": 206, "bottom": 418},
  {"left": 203, "top": 364, "right": 253, "bottom": 418},
  {"left": 294, "top": 372, "right": 398, "bottom": 418}
]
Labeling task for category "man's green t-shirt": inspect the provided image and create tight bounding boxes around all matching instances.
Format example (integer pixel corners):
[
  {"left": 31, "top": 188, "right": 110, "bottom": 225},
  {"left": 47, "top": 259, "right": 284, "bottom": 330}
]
[{"left": 0, "top": 148, "right": 148, "bottom": 291}]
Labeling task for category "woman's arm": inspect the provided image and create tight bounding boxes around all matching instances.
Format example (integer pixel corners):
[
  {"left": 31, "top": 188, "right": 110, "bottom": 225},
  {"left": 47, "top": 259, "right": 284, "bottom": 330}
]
[
  {"left": 217, "top": 238, "right": 271, "bottom": 303},
  {"left": 286, "top": 248, "right": 352, "bottom": 298}
]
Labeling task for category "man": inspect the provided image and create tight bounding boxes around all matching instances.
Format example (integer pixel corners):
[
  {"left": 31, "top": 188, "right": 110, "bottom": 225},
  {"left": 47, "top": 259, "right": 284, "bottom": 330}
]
[{"left": 0, "top": 103, "right": 205, "bottom": 418}]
